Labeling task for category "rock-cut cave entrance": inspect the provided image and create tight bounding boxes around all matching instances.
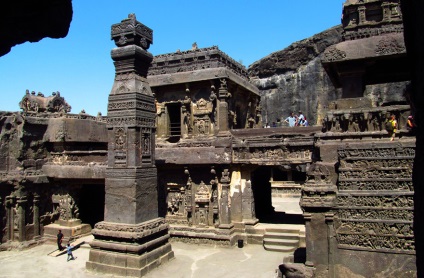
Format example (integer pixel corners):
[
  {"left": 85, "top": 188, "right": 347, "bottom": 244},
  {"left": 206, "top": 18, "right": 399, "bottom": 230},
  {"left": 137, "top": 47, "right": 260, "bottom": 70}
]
[
  {"left": 79, "top": 183, "right": 105, "bottom": 228},
  {"left": 251, "top": 166, "right": 304, "bottom": 224}
]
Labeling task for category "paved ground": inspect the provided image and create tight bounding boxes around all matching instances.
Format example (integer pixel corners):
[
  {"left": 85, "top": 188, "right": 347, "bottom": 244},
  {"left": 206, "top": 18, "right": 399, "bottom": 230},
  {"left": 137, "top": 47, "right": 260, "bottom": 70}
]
[
  {"left": 0, "top": 239, "right": 289, "bottom": 278},
  {"left": 0, "top": 197, "right": 303, "bottom": 278}
]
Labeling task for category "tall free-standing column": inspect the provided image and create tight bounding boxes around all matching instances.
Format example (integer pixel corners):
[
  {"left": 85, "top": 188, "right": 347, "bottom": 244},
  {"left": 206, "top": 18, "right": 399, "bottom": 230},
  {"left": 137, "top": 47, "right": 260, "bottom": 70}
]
[{"left": 87, "top": 14, "right": 173, "bottom": 277}]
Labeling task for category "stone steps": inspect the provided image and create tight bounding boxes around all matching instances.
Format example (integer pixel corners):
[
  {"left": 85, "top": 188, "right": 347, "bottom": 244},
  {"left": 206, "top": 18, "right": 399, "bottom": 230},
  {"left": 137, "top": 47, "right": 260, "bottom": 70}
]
[{"left": 263, "top": 227, "right": 302, "bottom": 253}]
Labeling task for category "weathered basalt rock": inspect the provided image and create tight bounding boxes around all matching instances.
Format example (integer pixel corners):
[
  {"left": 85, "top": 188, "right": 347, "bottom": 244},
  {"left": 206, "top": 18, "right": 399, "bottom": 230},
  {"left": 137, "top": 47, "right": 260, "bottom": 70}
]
[
  {"left": 248, "top": 26, "right": 344, "bottom": 126},
  {"left": 249, "top": 26, "right": 344, "bottom": 79},
  {"left": 0, "top": 1, "right": 73, "bottom": 56}
]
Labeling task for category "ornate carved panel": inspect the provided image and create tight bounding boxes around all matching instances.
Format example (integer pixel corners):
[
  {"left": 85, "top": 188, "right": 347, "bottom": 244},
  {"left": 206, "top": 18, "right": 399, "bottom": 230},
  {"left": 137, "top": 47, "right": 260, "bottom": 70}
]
[{"left": 335, "top": 143, "right": 414, "bottom": 254}]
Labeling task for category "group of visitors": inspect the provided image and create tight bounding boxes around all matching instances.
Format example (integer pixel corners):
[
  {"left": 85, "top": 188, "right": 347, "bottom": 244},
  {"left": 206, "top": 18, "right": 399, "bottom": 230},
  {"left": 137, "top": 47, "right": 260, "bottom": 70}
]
[
  {"left": 284, "top": 111, "right": 308, "bottom": 127},
  {"left": 385, "top": 114, "right": 416, "bottom": 141},
  {"left": 264, "top": 111, "right": 309, "bottom": 128}
]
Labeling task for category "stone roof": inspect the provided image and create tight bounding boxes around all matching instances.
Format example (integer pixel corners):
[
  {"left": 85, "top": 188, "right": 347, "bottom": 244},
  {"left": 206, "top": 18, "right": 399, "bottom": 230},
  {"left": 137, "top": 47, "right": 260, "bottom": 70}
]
[{"left": 148, "top": 46, "right": 248, "bottom": 80}]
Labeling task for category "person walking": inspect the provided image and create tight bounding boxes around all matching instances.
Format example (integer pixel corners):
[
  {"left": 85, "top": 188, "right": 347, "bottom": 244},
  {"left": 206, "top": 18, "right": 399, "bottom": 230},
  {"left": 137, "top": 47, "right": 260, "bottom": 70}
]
[{"left": 66, "top": 243, "right": 75, "bottom": 261}]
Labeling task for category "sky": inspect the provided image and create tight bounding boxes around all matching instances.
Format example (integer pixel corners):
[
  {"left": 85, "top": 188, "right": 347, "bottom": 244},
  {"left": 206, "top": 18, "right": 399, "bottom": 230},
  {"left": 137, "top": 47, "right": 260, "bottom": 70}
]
[{"left": 0, "top": 0, "right": 344, "bottom": 115}]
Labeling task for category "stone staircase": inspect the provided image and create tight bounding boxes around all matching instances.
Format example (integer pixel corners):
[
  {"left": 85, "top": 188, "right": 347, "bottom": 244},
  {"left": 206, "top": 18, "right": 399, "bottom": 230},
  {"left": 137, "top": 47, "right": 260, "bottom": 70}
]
[{"left": 263, "top": 226, "right": 304, "bottom": 252}]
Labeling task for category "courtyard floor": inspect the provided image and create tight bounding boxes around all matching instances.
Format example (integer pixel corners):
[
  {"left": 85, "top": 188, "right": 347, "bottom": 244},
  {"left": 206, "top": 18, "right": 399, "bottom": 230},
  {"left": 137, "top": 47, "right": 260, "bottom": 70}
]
[
  {"left": 0, "top": 197, "right": 302, "bottom": 278},
  {"left": 0, "top": 237, "right": 291, "bottom": 278}
]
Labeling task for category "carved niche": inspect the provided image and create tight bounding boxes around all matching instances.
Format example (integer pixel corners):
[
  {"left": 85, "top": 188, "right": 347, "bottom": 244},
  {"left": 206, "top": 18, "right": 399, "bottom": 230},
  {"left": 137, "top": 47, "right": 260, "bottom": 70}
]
[
  {"left": 192, "top": 98, "right": 214, "bottom": 136},
  {"left": 194, "top": 181, "right": 211, "bottom": 227},
  {"left": 300, "top": 162, "right": 337, "bottom": 210},
  {"left": 166, "top": 183, "right": 186, "bottom": 224},
  {"left": 114, "top": 127, "right": 127, "bottom": 167}
]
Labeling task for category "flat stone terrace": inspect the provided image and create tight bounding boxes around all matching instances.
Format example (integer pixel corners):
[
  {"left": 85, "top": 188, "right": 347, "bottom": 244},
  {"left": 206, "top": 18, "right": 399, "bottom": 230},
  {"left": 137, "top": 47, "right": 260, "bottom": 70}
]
[{"left": 0, "top": 236, "right": 290, "bottom": 278}]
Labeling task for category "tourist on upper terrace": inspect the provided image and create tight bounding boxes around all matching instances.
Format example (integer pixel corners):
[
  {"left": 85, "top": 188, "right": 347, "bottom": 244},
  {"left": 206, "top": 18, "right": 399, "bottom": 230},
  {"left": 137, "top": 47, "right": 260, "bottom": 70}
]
[
  {"left": 284, "top": 112, "right": 297, "bottom": 127},
  {"left": 297, "top": 111, "right": 305, "bottom": 126},
  {"left": 387, "top": 114, "right": 397, "bottom": 141},
  {"left": 407, "top": 115, "right": 416, "bottom": 134},
  {"left": 302, "top": 117, "right": 309, "bottom": 127}
]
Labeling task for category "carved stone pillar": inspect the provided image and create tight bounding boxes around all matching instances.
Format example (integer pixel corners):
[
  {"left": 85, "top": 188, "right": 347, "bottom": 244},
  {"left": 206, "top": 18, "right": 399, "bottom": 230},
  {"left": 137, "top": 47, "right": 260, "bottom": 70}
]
[
  {"left": 382, "top": 2, "right": 391, "bottom": 21},
  {"left": 357, "top": 6, "right": 366, "bottom": 25},
  {"left": 325, "top": 213, "right": 335, "bottom": 278},
  {"left": 303, "top": 213, "right": 314, "bottom": 269},
  {"left": 217, "top": 79, "right": 230, "bottom": 134},
  {"left": 219, "top": 169, "right": 233, "bottom": 228},
  {"left": 16, "top": 196, "right": 27, "bottom": 242},
  {"left": 5, "top": 196, "right": 14, "bottom": 241},
  {"left": 241, "top": 180, "right": 257, "bottom": 224},
  {"left": 87, "top": 14, "right": 173, "bottom": 277},
  {"left": 33, "top": 193, "right": 41, "bottom": 238}
]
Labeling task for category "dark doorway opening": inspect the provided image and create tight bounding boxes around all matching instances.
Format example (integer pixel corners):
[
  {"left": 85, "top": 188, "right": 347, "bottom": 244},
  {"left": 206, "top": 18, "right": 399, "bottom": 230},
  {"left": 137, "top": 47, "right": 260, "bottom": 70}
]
[
  {"left": 252, "top": 166, "right": 304, "bottom": 224},
  {"left": 79, "top": 184, "right": 105, "bottom": 228},
  {"left": 251, "top": 167, "right": 273, "bottom": 221},
  {"left": 167, "top": 103, "right": 181, "bottom": 141}
]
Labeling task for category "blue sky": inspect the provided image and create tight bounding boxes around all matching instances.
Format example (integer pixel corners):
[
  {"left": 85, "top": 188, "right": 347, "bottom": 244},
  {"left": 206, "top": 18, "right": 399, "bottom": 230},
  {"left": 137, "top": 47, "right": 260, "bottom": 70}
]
[{"left": 0, "top": 1, "right": 344, "bottom": 115}]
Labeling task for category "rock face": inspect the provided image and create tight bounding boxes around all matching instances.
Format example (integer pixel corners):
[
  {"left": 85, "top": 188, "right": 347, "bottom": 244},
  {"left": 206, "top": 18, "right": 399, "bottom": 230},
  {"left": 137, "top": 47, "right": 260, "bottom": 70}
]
[
  {"left": 248, "top": 25, "right": 409, "bottom": 127},
  {"left": 249, "top": 26, "right": 344, "bottom": 79},
  {"left": 0, "top": 1, "right": 73, "bottom": 56},
  {"left": 248, "top": 26, "right": 344, "bottom": 126}
]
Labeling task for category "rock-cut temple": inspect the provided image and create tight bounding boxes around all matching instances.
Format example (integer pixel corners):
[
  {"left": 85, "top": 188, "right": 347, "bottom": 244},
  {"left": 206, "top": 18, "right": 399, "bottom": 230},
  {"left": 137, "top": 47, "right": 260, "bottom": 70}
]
[{"left": 0, "top": 1, "right": 419, "bottom": 277}]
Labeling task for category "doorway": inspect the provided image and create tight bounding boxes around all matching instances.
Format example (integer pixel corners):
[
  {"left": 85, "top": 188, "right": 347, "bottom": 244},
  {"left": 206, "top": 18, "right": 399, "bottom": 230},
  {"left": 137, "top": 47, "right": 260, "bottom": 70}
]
[
  {"left": 167, "top": 103, "right": 181, "bottom": 141},
  {"left": 79, "top": 184, "right": 105, "bottom": 228}
]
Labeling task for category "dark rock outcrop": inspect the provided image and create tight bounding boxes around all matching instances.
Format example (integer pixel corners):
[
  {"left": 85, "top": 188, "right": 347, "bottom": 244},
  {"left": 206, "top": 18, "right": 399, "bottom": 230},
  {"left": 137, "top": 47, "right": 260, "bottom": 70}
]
[
  {"left": 248, "top": 25, "right": 409, "bottom": 126},
  {"left": 0, "top": 0, "right": 73, "bottom": 57},
  {"left": 248, "top": 26, "right": 344, "bottom": 79},
  {"left": 248, "top": 26, "right": 344, "bottom": 126},
  {"left": 400, "top": 1, "right": 424, "bottom": 277}
]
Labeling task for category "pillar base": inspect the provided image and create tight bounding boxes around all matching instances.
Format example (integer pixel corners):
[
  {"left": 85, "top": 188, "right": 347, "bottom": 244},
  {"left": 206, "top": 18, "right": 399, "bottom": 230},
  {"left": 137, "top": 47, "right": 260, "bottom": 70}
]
[{"left": 86, "top": 218, "right": 174, "bottom": 277}]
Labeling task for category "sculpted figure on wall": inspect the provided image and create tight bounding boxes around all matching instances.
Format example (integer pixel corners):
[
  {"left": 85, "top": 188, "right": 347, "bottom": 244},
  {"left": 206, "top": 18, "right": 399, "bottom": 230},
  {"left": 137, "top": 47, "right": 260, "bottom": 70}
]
[{"left": 52, "top": 193, "right": 79, "bottom": 221}]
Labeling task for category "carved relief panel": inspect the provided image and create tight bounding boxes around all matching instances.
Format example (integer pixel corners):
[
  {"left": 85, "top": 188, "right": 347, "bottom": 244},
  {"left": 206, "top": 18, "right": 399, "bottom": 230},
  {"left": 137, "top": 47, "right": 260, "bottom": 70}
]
[
  {"left": 114, "top": 127, "right": 127, "bottom": 167},
  {"left": 335, "top": 143, "right": 415, "bottom": 254}
]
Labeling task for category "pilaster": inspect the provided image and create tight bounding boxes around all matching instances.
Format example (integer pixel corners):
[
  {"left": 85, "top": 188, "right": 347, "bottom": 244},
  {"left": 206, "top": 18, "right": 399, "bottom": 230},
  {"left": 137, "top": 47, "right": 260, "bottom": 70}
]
[
  {"left": 217, "top": 79, "right": 230, "bottom": 134},
  {"left": 219, "top": 169, "right": 233, "bottom": 228},
  {"left": 33, "top": 193, "right": 41, "bottom": 239},
  {"left": 5, "top": 196, "right": 14, "bottom": 241},
  {"left": 16, "top": 196, "right": 27, "bottom": 242}
]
